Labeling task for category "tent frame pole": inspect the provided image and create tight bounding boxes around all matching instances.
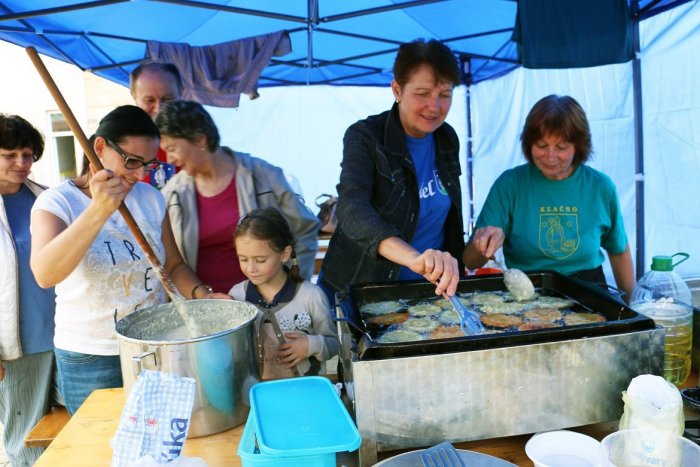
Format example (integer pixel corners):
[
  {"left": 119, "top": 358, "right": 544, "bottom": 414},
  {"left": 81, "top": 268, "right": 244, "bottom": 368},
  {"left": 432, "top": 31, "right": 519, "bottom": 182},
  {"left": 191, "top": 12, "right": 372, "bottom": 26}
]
[
  {"left": 306, "top": 0, "right": 319, "bottom": 85},
  {"left": 631, "top": 0, "right": 645, "bottom": 279},
  {"left": 466, "top": 86, "right": 475, "bottom": 235},
  {"left": 461, "top": 56, "right": 475, "bottom": 236}
]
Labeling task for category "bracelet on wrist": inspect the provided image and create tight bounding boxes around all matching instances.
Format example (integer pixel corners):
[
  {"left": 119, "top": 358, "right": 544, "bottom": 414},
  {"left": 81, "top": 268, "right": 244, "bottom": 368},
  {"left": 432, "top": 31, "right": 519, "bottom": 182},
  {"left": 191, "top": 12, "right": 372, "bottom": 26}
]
[{"left": 191, "top": 283, "right": 213, "bottom": 299}]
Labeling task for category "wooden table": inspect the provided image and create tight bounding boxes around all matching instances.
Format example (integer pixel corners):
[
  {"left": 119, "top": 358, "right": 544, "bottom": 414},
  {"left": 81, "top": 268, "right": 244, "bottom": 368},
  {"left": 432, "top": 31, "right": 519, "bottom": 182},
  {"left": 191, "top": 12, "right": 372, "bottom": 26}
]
[
  {"left": 35, "top": 372, "right": 699, "bottom": 466},
  {"left": 35, "top": 388, "right": 244, "bottom": 466}
]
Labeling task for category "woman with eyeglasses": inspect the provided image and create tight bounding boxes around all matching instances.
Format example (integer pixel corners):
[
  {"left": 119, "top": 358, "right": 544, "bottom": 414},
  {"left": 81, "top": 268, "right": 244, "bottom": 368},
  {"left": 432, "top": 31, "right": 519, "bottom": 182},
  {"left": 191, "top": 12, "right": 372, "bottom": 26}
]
[{"left": 29, "top": 105, "right": 229, "bottom": 415}]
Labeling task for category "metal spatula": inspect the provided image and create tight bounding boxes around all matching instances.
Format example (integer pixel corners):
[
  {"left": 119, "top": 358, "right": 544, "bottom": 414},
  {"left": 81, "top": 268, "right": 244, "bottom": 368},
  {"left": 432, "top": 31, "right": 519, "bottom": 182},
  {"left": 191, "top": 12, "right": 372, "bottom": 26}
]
[{"left": 420, "top": 441, "right": 466, "bottom": 467}]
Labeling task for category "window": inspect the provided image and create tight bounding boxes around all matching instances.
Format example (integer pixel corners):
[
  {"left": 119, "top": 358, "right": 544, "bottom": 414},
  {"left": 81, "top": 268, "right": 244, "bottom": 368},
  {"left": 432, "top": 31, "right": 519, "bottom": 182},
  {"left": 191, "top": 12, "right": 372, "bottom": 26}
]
[{"left": 49, "top": 112, "right": 78, "bottom": 181}]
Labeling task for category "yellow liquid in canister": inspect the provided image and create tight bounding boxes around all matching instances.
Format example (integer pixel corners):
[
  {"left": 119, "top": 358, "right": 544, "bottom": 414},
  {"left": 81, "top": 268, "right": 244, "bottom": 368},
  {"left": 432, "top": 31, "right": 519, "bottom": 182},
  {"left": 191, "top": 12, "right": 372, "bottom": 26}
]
[{"left": 635, "top": 302, "right": 693, "bottom": 386}]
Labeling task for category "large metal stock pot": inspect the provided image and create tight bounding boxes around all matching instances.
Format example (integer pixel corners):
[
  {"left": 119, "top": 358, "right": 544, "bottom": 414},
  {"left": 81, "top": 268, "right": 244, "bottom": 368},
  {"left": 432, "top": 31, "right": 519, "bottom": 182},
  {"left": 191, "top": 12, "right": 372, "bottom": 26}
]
[{"left": 115, "top": 299, "right": 260, "bottom": 437}]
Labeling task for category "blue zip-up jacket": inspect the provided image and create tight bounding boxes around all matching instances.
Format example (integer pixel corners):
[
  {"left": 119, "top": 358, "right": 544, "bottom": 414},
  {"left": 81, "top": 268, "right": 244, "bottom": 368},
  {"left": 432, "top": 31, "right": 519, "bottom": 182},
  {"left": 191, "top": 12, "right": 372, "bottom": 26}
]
[{"left": 320, "top": 103, "right": 465, "bottom": 296}]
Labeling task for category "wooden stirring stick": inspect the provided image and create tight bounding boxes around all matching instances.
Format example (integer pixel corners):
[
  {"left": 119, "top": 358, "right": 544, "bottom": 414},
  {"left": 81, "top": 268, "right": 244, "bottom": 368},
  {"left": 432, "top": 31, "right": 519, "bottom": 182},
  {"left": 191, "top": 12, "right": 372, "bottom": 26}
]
[{"left": 25, "top": 46, "right": 184, "bottom": 301}]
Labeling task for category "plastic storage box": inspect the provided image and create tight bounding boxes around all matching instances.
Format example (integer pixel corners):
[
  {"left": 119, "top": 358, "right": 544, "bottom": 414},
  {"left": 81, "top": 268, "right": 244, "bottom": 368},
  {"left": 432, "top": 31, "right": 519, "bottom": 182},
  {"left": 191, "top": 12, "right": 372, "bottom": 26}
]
[{"left": 237, "top": 376, "right": 361, "bottom": 466}]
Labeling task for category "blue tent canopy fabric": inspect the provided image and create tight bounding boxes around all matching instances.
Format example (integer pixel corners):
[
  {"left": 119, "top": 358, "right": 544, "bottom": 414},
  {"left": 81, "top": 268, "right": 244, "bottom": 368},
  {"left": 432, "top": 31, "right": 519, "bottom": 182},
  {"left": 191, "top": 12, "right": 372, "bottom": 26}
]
[{"left": 0, "top": 0, "right": 688, "bottom": 90}]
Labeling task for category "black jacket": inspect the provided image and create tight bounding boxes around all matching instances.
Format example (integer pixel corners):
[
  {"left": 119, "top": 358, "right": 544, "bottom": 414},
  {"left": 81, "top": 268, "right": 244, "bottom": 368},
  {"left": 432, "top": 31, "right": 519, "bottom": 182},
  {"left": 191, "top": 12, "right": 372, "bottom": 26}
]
[{"left": 320, "top": 103, "right": 465, "bottom": 296}]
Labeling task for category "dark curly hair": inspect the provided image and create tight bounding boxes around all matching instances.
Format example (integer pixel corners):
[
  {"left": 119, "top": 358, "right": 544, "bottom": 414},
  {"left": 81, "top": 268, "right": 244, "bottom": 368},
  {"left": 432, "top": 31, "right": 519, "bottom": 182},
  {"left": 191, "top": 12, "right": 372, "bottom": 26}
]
[
  {"left": 520, "top": 95, "right": 592, "bottom": 167},
  {"left": 155, "top": 100, "right": 220, "bottom": 152},
  {"left": 0, "top": 114, "right": 44, "bottom": 161}
]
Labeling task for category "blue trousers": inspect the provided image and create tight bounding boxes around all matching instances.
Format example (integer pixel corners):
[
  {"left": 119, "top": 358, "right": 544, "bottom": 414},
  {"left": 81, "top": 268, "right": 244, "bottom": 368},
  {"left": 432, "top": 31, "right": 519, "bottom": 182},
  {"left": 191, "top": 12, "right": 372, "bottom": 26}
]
[
  {"left": 0, "top": 351, "right": 55, "bottom": 466},
  {"left": 54, "top": 349, "right": 122, "bottom": 415}
]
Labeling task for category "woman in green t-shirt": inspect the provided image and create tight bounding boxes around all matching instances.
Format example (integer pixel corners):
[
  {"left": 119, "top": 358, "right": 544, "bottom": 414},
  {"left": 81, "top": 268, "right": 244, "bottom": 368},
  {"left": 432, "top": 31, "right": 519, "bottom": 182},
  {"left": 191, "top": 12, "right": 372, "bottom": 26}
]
[{"left": 463, "top": 95, "right": 635, "bottom": 299}]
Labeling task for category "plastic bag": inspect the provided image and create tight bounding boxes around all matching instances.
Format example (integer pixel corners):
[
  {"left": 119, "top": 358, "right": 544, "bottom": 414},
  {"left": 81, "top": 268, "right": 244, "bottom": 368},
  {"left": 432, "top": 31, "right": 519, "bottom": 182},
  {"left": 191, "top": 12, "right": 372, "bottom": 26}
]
[
  {"left": 314, "top": 193, "right": 338, "bottom": 234},
  {"left": 619, "top": 374, "right": 684, "bottom": 435},
  {"left": 111, "top": 370, "right": 196, "bottom": 467}
]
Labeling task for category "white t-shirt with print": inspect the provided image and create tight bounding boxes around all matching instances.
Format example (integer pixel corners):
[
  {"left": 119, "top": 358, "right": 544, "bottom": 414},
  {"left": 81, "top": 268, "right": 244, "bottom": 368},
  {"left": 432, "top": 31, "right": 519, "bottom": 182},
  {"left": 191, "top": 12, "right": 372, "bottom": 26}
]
[{"left": 32, "top": 180, "right": 166, "bottom": 355}]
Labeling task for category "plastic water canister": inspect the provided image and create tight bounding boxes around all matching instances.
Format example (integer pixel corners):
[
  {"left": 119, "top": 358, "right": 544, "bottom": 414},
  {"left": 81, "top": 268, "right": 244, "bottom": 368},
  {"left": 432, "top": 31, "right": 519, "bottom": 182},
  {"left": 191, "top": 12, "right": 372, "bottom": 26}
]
[{"left": 631, "top": 253, "right": 693, "bottom": 386}]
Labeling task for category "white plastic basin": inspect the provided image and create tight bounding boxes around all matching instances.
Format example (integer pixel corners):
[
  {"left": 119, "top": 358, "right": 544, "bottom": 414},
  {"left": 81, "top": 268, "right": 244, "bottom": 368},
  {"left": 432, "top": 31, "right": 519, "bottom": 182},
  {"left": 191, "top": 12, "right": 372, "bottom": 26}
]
[{"left": 525, "top": 430, "right": 601, "bottom": 467}]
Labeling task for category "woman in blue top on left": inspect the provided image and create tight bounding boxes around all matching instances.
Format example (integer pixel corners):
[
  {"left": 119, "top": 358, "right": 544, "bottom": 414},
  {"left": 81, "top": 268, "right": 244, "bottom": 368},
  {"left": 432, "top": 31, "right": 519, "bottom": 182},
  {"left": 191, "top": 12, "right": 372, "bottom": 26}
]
[{"left": 0, "top": 114, "right": 58, "bottom": 466}]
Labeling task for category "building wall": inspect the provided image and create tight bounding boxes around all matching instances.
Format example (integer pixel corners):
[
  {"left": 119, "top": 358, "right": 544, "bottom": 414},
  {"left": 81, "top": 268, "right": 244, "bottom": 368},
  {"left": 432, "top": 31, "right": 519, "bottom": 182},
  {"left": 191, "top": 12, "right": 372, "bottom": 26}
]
[{"left": 1, "top": 42, "right": 130, "bottom": 187}]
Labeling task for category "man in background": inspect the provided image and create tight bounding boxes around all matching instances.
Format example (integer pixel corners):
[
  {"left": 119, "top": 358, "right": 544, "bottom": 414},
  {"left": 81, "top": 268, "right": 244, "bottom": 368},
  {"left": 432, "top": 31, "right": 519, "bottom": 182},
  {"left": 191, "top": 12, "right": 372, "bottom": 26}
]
[{"left": 129, "top": 62, "right": 182, "bottom": 188}]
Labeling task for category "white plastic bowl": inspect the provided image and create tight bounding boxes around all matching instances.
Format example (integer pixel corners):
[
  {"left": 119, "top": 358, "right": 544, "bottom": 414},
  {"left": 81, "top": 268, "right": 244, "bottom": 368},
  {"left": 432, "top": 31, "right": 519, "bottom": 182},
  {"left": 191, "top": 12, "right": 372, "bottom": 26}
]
[
  {"left": 600, "top": 429, "right": 700, "bottom": 467},
  {"left": 525, "top": 430, "right": 601, "bottom": 467}
]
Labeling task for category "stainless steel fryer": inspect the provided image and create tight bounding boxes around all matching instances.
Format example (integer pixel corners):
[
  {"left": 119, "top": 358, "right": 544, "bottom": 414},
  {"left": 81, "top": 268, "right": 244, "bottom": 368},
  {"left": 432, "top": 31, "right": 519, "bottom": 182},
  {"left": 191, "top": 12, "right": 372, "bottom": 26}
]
[{"left": 334, "top": 272, "right": 665, "bottom": 466}]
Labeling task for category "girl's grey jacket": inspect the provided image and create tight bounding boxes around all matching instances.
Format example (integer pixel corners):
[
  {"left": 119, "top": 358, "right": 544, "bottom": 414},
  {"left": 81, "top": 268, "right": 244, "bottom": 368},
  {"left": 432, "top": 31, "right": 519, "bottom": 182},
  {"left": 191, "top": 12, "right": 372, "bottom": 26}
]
[
  {"left": 0, "top": 179, "right": 47, "bottom": 361},
  {"left": 161, "top": 148, "right": 320, "bottom": 280}
]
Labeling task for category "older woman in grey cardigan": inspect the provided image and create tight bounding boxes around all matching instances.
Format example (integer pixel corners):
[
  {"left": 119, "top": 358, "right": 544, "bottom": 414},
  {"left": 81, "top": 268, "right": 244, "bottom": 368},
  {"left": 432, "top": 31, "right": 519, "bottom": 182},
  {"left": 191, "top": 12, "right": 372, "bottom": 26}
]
[{"left": 157, "top": 100, "right": 319, "bottom": 294}]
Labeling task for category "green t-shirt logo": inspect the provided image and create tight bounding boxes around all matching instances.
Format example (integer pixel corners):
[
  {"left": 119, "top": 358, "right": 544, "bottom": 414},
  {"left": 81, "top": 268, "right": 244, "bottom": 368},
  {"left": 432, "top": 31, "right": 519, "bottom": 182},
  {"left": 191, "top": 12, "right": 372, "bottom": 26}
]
[{"left": 539, "top": 213, "right": 579, "bottom": 259}]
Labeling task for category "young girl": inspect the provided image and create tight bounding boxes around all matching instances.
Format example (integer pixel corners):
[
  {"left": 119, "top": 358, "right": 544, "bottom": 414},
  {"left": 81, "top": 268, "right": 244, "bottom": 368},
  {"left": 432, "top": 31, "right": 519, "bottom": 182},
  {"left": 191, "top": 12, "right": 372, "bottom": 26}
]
[{"left": 229, "top": 207, "right": 338, "bottom": 380}]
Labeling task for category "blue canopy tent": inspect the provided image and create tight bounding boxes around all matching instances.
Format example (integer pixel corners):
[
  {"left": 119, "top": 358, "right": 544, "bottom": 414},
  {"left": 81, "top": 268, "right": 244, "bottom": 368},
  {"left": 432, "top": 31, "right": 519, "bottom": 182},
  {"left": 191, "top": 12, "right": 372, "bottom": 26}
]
[
  {"left": 0, "top": 0, "right": 696, "bottom": 278},
  {"left": 0, "top": 0, "right": 685, "bottom": 86}
]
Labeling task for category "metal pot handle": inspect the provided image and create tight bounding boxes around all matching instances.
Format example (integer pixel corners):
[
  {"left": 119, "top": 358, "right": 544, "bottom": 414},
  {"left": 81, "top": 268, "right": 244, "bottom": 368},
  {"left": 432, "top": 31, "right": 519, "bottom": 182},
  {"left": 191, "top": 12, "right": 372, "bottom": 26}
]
[{"left": 131, "top": 351, "right": 157, "bottom": 377}]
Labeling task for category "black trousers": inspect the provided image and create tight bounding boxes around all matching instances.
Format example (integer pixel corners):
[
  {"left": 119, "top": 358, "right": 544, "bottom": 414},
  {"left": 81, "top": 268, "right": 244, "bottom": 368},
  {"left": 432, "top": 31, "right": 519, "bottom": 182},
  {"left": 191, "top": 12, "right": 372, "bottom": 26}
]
[{"left": 568, "top": 265, "right": 607, "bottom": 289}]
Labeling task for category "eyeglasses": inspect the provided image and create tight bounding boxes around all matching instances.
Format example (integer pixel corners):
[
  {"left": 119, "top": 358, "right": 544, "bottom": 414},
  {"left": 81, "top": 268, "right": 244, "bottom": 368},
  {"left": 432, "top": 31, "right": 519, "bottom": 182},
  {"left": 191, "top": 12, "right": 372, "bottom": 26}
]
[{"left": 103, "top": 138, "right": 160, "bottom": 171}]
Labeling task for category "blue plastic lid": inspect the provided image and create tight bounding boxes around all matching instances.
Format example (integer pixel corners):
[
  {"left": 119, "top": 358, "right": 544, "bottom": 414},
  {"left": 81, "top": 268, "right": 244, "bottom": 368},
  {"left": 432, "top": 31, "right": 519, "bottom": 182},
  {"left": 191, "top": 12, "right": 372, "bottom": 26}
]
[{"left": 249, "top": 376, "right": 361, "bottom": 457}]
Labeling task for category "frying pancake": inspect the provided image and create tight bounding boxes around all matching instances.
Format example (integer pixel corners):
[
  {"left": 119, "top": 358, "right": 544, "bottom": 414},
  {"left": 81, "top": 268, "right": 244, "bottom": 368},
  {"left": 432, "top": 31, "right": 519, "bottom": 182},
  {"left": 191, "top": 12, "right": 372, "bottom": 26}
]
[
  {"left": 433, "top": 298, "right": 452, "bottom": 310},
  {"left": 433, "top": 297, "right": 470, "bottom": 310},
  {"left": 480, "top": 313, "right": 523, "bottom": 328},
  {"left": 377, "top": 329, "right": 424, "bottom": 344},
  {"left": 480, "top": 302, "right": 527, "bottom": 315},
  {"left": 366, "top": 312, "right": 409, "bottom": 326},
  {"left": 503, "top": 292, "right": 539, "bottom": 302},
  {"left": 531, "top": 296, "right": 575, "bottom": 309},
  {"left": 523, "top": 307, "right": 562, "bottom": 323},
  {"left": 564, "top": 312, "right": 606, "bottom": 326},
  {"left": 401, "top": 318, "right": 439, "bottom": 333},
  {"left": 429, "top": 325, "right": 464, "bottom": 340},
  {"left": 360, "top": 300, "right": 403, "bottom": 315},
  {"left": 437, "top": 309, "right": 461, "bottom": 325},
  {"left": 470, "top": 293, "right": 505, "bottom": 306},
  {"left": 518, "top": 322, "right": 559, "bottom": 331},
  {"left": 408, "top": 303, "right": 442, "bottom": 317}
]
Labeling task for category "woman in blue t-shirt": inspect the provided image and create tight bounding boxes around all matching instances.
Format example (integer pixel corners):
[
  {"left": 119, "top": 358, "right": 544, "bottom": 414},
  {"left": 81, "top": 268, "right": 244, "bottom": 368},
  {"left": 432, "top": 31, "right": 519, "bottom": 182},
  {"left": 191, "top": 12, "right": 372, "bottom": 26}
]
[
  {"left": 319, "top": 39, "right": 466, "bottom": 301},
  {"left": 463, "top": 95, "right": 635, "bottom": 299}
]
